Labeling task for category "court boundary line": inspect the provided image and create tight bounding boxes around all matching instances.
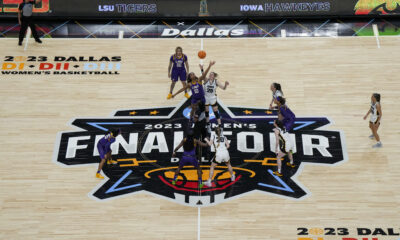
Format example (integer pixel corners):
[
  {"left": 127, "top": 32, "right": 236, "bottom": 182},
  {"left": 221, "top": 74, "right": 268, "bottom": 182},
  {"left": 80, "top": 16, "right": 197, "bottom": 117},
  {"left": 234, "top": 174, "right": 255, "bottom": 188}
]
[{"left": 2, "top": 35, "right": 399, "bottom": 43}]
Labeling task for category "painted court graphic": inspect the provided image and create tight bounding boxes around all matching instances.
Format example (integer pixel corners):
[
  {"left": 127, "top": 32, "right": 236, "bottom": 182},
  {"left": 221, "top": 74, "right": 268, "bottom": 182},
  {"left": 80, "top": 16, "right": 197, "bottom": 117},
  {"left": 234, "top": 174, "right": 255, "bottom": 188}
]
[{"left": 53, "top": 99, "right": 347, "bottom": 207}]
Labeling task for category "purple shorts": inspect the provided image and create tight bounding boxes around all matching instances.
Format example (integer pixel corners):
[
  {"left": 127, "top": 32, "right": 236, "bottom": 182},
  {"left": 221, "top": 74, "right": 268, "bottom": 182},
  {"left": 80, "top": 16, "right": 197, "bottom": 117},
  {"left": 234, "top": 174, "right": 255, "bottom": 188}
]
[
  {"left": 97, "top": 143, "right": 111, "bottom": 160},
  {"left": 191, "top": 96, "right": 205, "bottom": 105},
  {"left": 171, "top": 69, "right": 186, "bottom": 82},
  {"left": 179, "top": 155, "right": 199, "bottom": 168}
]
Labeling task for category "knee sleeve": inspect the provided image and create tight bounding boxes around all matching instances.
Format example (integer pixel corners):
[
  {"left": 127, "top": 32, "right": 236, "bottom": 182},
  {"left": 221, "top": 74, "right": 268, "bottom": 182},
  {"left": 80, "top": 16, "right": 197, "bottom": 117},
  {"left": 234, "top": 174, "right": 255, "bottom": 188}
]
[{"left": 214, "top": 111, "right": 220, "bottom": 119}]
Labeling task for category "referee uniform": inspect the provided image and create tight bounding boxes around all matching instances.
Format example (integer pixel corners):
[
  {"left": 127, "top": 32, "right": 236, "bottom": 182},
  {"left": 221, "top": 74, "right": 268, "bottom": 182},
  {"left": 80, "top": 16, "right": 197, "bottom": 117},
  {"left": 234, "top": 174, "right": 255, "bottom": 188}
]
[{"left": 18, "top": 0, "right": 42, "bottom": 45}]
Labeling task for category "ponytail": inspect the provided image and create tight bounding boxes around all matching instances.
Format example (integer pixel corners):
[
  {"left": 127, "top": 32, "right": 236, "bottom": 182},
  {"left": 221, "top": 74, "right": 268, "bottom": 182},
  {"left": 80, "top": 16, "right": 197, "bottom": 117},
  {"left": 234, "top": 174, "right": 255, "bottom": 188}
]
[
  {"left": 277, "top": 96, "right": 286, "bottom": 105},
  {"left": 373, "top": 93, "right": 381, "bottom": 102},
  {"left": 273, "top": 82, "right": 283, "bottom": 95}
]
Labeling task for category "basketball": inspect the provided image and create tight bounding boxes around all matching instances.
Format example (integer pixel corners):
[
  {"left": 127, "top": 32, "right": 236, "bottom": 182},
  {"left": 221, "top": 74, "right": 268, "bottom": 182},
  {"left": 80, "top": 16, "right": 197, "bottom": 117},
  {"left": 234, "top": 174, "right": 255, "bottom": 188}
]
[{"left": 198, "top": 50, "right": 206, "bottom": 59}]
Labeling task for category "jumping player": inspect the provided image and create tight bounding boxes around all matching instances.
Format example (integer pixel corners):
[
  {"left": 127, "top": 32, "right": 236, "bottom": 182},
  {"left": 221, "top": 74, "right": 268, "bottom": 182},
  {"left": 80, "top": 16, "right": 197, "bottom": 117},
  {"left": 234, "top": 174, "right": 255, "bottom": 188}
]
[
  {"left": 171, "top": 130, "right": 209, "bottom": 188},
  {"left": 363, "top": 93, "right": 382, "bottom": 148},
  {"left": 204, "top": 127, "right": 235, "bottom": 187},
  {"left": 273, "top": 120, "right": 295, "bottom": 177},
  {"left": 171, "top": 61, "right": 216, "bottom": 120},
  {"left": 269, "top": 83, "right": 283, "bottom": 109},
  {"left": 167, "top": 47, "right": 190, "bottom": 99},
  {"left": 274, "top": 96, "right": 296, "bottom": 132},
  {"left": 96, "top": 129, "right": 120, "bottom": 179},
  {"left": 200, "top": 64, "right": 229, "bottom": 132}
]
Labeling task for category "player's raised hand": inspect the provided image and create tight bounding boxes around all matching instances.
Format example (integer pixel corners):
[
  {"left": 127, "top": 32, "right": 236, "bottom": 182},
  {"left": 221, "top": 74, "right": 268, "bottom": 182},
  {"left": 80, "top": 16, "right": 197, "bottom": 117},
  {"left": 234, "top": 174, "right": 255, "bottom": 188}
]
[{"left": 209, "top": 61, "right": 216, "bottom": 66}]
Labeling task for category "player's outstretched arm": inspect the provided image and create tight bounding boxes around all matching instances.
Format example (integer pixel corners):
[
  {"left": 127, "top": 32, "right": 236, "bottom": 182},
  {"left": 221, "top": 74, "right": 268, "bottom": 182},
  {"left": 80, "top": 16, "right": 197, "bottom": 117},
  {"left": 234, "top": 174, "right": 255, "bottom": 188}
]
[
  {"left": 172, "top": 84, "right": 190, "bottom": 98},
  {"left": 195, "top": 139, "right": 209, "bottom": 147},
  {"left": 217, "top": 80, "right": 229, "bottom": 90},
  {"left": 200, "top": 61, "right": 215, "bottom": 81},
  {"left": 199, "top": 64, "right": 208, "bottom": 83}
]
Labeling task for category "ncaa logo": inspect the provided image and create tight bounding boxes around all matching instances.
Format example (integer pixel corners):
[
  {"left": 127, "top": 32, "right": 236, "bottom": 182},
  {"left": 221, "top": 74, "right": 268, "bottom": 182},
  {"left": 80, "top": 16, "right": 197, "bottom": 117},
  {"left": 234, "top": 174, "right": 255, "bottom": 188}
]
[{"left": 53, "top": 99, "right": 347, "bottom": 207}]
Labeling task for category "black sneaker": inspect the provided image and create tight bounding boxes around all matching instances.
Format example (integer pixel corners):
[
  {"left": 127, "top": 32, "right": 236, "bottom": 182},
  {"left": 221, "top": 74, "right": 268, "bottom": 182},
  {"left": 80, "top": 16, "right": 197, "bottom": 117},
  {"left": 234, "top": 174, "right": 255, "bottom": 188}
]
[
  {"left": 18, "top": 42, "right": 22, "bottom": 46},
  {"left": 35, "top": 39, "right": 42, "bottom": 43}
]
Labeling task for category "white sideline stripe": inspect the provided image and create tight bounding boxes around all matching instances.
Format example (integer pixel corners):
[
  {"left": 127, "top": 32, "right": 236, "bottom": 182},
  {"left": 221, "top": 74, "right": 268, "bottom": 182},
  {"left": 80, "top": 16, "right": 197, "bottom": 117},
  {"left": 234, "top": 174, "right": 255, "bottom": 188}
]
[
  {"left": 372, "top": 24, "right": 380, "bottom": 49},
  {"left": 24, "top": 28, "right": 31, "bottom": 51},
  {"left": 198, "top": 207, "right": 201, "bottom": 240},
  {"left": 118, "top": 30, "right": 124, "bottom": 39}
]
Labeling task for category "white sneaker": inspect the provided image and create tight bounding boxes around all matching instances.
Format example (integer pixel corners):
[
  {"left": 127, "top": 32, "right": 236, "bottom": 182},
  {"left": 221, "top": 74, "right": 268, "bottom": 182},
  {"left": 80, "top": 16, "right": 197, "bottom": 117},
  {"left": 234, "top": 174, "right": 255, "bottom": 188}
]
[
  {"left": 231, "top": 174, "right": 235, "bottom": 181},
  {"left": 372, "top": 142, "right": 382, "bottom": 148},
  {"left": 369, "top": 134, "right": 374, "bottom": 139},
  {"left": 205, "top": 180, "right": 212, "bottom": 187}
]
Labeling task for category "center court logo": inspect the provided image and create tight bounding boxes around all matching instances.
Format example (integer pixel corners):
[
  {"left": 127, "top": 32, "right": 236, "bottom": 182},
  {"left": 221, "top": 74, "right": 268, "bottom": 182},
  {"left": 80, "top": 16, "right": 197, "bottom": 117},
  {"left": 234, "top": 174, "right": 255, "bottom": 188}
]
[{"left": 53, "top": 99, "right": 347, "bottom": 207}]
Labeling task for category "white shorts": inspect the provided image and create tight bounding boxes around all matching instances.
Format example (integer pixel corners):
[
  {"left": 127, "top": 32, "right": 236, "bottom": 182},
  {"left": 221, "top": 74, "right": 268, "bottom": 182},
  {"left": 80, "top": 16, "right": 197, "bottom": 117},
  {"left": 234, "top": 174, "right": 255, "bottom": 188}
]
[
  {"left": 205, "top": 96, "right": 217, "bottom": 106},
  {"left": 370, "top": 115, "right": 378, "bottom": 124},
  {"left": 279, "top": 141, "right": 294, "bottom": 154},
  {"left": 214, "top": 150, "right": 230, "bottom": 164}
]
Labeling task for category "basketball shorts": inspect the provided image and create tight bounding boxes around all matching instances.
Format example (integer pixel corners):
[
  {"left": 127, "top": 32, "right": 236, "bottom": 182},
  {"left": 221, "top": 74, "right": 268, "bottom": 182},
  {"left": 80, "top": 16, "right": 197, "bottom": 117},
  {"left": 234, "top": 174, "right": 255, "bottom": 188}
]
[
  {"left": 370, "top": 115, "right": 379, "bottom": 124},
  {"left": 171, "top": 69, "right": 186, "bottom": 82},
  {"left": 212, "top": 150, "right": 230, "bottom": 164},
  {"left": 97, "top": 143, "right": 111, "bottom": 160},
  {"left": 179, "top": 155, "right": 199, "bottom": 168},
  {"left": 205, "top": 96, "right": 217, "bottom": 106},
  {"left": 279, "top": 140, "right": 294, "bottom": 154}
]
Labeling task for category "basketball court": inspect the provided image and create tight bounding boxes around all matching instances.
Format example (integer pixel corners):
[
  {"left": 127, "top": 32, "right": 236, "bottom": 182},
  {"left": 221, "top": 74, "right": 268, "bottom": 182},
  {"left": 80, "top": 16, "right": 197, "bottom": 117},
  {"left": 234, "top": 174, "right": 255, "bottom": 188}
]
[{"left": 0, "top": 32, "right": 399, "bottom": 239}]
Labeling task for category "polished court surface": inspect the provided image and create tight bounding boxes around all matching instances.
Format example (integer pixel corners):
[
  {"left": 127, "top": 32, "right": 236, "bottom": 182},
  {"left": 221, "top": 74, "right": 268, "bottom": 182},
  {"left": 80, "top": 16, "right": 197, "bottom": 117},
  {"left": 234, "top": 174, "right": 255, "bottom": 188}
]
[{"left": 0, "top": 37, "right": 399, "bottom": 239}]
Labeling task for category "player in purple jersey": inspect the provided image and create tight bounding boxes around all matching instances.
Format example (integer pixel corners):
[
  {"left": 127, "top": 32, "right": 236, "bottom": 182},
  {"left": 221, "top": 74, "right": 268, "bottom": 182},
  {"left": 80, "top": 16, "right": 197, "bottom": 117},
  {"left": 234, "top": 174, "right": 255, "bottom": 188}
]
[
  {"left": 274, "top": 97, "right": 296, "bottom": 132},
  {"left": 96, "top": 129, "right": 121, "bottom": 179},
  {"left": 167, "top": 47, "right": 190, "bottom": 100},
  {"left": 171, "top": 61, "right": 215, "bottom": 120},
  {"left": 171, "top": 130, "right": 209, "bottom": 188}
]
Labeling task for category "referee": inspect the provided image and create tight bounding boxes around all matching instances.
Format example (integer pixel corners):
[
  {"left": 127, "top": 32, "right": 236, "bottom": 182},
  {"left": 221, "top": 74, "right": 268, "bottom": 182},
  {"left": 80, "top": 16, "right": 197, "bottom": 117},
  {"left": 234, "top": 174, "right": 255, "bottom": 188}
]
[{"left": 18, "top": 0, "right": 42, "bottom": 46}]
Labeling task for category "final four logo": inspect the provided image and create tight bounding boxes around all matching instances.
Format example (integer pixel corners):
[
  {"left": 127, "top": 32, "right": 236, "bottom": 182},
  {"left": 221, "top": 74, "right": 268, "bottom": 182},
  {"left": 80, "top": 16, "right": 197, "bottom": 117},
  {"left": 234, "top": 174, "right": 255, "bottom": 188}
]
[{"left": 53, "top": 99, "right": 347, "bottom": 207}]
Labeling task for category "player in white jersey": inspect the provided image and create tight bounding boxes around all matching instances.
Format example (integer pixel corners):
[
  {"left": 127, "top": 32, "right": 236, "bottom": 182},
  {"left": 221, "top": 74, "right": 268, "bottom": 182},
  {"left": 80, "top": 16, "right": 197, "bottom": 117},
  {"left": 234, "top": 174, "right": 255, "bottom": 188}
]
[
  {"left": 269, "top": 83, "right": 283, "bottom": 109},
  {"left": 363, "top": 93, "right": 382, "bottom": 148},
  {"left": 204, "top": 127, "right": 235, "bottom": 187},
  {"left": 200, "top": 64, "right": 229, "bottom": 132},
  {"left": 273, "top": 120, "right": 295, "bottom": 177}
]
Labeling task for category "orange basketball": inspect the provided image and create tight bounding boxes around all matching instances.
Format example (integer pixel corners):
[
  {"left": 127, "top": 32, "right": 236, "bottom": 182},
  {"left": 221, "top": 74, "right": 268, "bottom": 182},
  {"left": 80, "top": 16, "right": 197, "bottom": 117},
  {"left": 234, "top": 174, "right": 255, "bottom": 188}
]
[{"left": 198, "top": 50, "right": 206, "bottom": 59}]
